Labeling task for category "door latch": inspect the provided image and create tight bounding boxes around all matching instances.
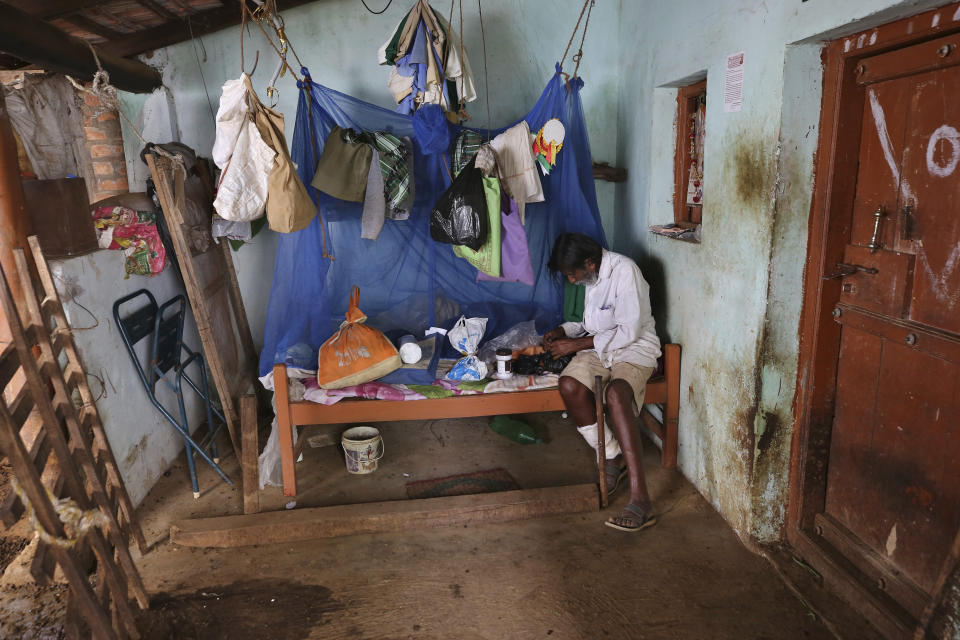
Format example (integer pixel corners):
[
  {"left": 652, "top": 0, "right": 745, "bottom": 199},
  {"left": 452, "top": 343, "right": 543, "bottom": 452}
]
[
  {"left": 868, "top": 205, "right": 885, "bottom": 253},
  {"left": 823, "top": 262, "right": 879, "bottom": 280},
  {"left": 901, "top": 202, "right": 914, "bottom": 241}
]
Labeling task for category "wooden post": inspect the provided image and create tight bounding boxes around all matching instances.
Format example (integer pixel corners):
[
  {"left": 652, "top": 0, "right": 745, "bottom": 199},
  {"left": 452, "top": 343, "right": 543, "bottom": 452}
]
[
  {"left": 0, "top": 86, "right": 30, "bottom": 343},
  {"left": 594, "top": 375, "right": 608, "bottom": 509},
  {"left": 241, "top": 395, "right": 259, "bottom": 515},
  {"left": 662, "top": 344, "right": 681, "bottom": 470},
  {"left": 273, "top": 365, "right": 297, "bottom": 497}
]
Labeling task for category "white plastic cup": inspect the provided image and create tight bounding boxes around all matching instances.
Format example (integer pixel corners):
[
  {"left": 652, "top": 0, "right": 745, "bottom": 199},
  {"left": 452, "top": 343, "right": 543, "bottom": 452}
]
[{"left": 397, "top": 334, "right": 422, "bottom": 364}]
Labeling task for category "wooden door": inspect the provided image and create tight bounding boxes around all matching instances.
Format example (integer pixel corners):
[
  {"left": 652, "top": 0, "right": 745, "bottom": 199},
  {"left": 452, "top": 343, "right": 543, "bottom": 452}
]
[
  {"left": 145, "top": 151, "right": 259, "bottom": 458},
  {"left": 801, "top": 30, "right": 960, "bottom": 632}
]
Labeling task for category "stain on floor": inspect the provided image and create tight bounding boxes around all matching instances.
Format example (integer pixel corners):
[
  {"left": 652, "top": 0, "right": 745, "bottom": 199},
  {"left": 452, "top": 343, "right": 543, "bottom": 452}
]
[{"left": 134, "top": 579, "right": 341, "bottom": 640}]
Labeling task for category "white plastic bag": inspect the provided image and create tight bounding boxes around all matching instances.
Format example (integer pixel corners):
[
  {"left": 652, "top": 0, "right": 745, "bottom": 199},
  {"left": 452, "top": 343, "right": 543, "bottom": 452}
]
[
  {"left": 258, "top": 378, "right": 305, "bottom": 488},
  {"left": 212, "top": 73, "right": 274, "bottom": 223},
  {"left": 477, "top": 320, "right": 541, "bottom": 367},
  {"left": 445, "top": 316, "right": 488, "bottom": 381}
]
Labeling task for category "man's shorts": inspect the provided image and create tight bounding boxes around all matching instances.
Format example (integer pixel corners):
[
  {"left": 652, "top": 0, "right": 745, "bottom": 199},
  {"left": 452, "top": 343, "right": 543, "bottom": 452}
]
[{"left": 560, "top": 351, "right": 656, "bottom": 411}]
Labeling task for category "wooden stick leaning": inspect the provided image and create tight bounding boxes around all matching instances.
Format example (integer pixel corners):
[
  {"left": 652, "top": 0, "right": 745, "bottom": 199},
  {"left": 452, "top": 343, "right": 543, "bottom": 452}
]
[{"left": 595, "top": 375, "right": 608, "bottom": 509}]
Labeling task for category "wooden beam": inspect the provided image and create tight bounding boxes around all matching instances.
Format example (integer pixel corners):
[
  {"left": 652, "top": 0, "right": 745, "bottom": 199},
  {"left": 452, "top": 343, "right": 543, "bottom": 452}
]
[
  {"left": 2, "top": 0, "right": 104, "bottom": 19},
  {"left": 0, "top": 2, "right": 161, "bottom": 93},
  {"left": 0, "top": 85, "right": 30, "bottom": 343},
  {"left": 135, "top": 0, "right": 179, "bottom": 21},
  {"left": 171, "top": 484, "right": 600, "bottom": 547},
  {"left": 592, "top": 161, "right": 627, "bottom": 182},
  {"left": 101, "top": 0, "right": 321, "bottom": 58},
  {"left": 59, "top": 13, "right": 123, "bottom": 40}
]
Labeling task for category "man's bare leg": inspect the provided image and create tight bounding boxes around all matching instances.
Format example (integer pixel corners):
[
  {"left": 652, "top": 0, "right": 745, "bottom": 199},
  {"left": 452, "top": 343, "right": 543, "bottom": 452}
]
[
  {"left": 604, "top": 379, "right": 655, "bottom": 530},
  {"left": 558, "top": 375, "right": 625, "bottom": 488}
]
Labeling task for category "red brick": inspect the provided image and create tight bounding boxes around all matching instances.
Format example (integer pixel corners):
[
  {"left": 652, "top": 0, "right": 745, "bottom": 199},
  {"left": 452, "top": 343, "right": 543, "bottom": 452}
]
[
  {"left": 95, "top": 112, "right": 117, "bottom": 122},
  {"left": 83, "top": 126, "right": 107, "bottom": 141},
  {"left": 92, "top": 162, "right": 115, "bottom": 176},
  {"left": 83, "top": 93, "right": 101, "bottom": 107},
  {"left": 89, "top": 144, "right": 124, "bottom": 158},
  {"left": 96, "top": 178, "right": 129, "bottom": 192}
]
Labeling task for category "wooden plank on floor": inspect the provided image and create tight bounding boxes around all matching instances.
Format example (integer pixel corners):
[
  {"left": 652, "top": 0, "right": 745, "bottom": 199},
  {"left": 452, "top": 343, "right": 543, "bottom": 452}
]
[
  {"left": 171, "top": 484, "right": 599, "bottom": 548},
  {"left": 240, "top": 395, "right": 259, "bottom": 515}
]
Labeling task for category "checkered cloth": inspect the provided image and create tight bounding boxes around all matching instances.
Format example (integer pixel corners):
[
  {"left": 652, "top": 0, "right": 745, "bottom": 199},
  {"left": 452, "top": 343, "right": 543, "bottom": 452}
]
[
  {"left": 342, "top": 129, "right": 411, "bottom": 212},
  {"left": 452, "top": 129, "right": 483, "bottom": 176}
]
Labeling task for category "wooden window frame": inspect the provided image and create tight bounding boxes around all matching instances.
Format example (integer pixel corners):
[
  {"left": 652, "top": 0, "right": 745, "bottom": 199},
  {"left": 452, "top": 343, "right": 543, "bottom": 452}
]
[{"left": 672, "top": 79, "right": 707, "bottom": 227}]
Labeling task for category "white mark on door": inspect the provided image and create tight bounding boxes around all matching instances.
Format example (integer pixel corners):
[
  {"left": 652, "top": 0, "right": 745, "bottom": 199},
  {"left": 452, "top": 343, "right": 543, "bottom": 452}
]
[
  {"left": 868, "top": 89, "right": 917, "bottom": 204},
  {"left": 857, "top": 34, "right": 866, "bottom": 49},
  {"left": 886, "top": 523, "right": 898, "bottom": 556},
  {"left": 918, "top": 240, "right": 960, "bottom": 306},
  {"left": 954, "top": 3, "right": 960, "bottom": 21},
  {"left": 844, "top": 39, "right": 851, "bottom": 52},
  {"left": 926, "top": 125, "right": 960, "bottom": 177},
  {"left": 933, "top": 13, "right": 941, "bottom": 27},
  {"left": 869, "top": 31, "right": 878, "bottom": 45}
]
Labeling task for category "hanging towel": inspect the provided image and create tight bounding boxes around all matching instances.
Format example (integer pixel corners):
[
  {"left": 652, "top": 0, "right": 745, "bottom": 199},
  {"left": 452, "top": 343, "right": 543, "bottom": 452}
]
[
  {"left": 453, "top": 176, "right": 502, "bottom": 277},
  {"left": 453, "top": 130, "right": 483, "bottom": 176},
  {"left": 389, "top": 138, "right": 415, "bottom": 219},
  {"left": 563, "top": 281, "right": 586, "bottom": 323},
  {"left": 342, "top": 129, "right": 412, "bottom": 214},
  {"left": 361, "top": 149, "right": 387, "bottom": 240},
  {"left": 435, "top": 13, "right": 477, "bottom": 105},
  {"left": 311, "top": 126, "right": 372, "bottom": 203},
  {"left": 489, "top": 121, "right": 544, "bottom": 224},
  {"left": 477, "top": 193, "right": 534, "bottom": 285}
]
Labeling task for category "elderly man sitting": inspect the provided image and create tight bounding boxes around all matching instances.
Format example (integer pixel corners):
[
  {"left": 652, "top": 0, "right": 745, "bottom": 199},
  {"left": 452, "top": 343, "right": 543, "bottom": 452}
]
[{"left": 543, "top": 233, "right": 661, "bottom": 532}]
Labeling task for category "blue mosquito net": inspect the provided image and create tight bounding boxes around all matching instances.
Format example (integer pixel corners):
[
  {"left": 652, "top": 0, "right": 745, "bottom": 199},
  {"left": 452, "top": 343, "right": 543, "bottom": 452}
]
[{"left": 259, "top": 63, "right": 607, "bottom": 378}]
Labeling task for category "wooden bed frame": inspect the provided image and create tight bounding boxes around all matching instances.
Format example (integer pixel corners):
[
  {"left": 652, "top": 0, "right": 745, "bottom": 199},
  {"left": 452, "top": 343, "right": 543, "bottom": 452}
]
[{"left": 271, "top": 343, "right": 681, "bottom": 497}]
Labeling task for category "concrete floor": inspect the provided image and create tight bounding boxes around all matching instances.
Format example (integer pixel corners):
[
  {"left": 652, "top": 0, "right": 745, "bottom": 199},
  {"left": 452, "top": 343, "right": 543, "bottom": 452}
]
[{"left": 120, "top": 411, "right": 834, "bottom": 640}]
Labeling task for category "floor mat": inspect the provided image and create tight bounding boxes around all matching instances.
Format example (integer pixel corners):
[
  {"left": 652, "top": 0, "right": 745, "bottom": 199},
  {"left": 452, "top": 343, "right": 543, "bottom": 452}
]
[{"left": 405, "top": 468, "right": 520, "bottom": 500}]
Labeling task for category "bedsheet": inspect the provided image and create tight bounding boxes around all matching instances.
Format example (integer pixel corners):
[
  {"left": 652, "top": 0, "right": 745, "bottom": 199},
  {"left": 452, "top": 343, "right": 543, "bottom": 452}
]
[{"left": 299, "top": 373, "right": 559, "bottom": 406}]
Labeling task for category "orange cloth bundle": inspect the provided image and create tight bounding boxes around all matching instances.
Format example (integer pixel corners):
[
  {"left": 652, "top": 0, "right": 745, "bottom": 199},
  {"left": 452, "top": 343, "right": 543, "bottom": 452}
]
[{"left": 317, "top": 287, "right": 402, "bottom": 389}]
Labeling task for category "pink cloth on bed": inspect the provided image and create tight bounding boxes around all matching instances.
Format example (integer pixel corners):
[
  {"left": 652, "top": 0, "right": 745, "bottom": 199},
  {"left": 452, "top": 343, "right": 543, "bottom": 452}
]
[{"left": 299, "top": 373, "right": 560, "bottom": 405}]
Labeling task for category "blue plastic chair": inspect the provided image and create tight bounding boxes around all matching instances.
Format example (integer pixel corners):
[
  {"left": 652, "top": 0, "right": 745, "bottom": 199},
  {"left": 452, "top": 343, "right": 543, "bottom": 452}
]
[{"left": 113, "top": 289, "right": 232, "bottom": 497}]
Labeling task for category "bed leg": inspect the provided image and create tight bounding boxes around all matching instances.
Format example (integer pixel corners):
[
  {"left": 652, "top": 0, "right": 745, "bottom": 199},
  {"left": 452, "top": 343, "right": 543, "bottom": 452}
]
[
  {"left": 662, "top": 344, "right": 680, "bottom": 470},
  {"left": 273, "top": 364, "right": 297, "bottom": 497}
]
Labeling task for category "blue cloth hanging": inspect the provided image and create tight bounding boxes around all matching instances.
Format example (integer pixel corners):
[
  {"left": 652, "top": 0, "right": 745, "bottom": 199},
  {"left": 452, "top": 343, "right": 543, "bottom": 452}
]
[{"left": 259, "top": 64, "right": 606, "bottom": 378}]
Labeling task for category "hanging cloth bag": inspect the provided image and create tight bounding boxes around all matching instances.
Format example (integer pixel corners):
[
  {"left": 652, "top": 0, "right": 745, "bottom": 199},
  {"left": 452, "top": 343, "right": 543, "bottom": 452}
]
[
  {"left": 430, "top": 157, "right": 488, "bottom": 249},
  {"left": 317, "top": 286, "right": 403, "bottom": 389},
  {"left": 212, "top": 74, "right": 274, "bottom": 223},
  {"left": 245, "top": 75, "right": 317, "bottom": 234}
]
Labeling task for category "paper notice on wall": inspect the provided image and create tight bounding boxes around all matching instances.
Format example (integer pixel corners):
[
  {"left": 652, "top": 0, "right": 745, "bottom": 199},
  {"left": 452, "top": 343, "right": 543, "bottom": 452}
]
[{"left": 724, "top": 52, "right": 745, "bottom": 113}]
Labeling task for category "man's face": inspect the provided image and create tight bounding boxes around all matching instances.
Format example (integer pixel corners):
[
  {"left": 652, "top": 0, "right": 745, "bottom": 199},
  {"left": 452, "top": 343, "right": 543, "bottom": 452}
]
[{"left": 561, "top": 260, "right": 598, "bottom": 286}]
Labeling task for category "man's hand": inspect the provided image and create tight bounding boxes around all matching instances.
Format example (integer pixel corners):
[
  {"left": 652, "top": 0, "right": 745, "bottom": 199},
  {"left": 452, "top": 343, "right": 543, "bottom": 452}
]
[
  {"left": 542, "top": 327, "right": 565, "bottom": 345},
  {"left": 547, "top": 337, "right": 588, "bottom": 358}
]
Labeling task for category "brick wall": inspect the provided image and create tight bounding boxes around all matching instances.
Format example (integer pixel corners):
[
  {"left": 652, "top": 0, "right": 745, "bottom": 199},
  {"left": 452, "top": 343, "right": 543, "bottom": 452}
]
[{"left": 81, "top": 91, "right": 128, "bottom": 203}]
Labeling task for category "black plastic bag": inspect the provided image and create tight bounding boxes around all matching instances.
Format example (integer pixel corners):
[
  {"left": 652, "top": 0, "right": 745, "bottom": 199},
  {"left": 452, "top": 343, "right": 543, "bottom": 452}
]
[
  {"left": 430, "top": 158, "right": 488, "bottom": 250},
  {"left": 514, "top": 352, "right": 574, "bottom": 375}
]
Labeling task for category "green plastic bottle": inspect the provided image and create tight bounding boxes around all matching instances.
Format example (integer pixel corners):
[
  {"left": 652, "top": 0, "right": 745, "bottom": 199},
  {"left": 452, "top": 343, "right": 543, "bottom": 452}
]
[{"left": 489, "top": 415, "right": 542, "bottom": 445}]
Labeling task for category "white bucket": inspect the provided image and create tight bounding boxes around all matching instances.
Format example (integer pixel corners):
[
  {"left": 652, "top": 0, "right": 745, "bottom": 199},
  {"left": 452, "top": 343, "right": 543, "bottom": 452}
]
[{"left": 341, "top": 426, "right": 384, "bottom": 474}]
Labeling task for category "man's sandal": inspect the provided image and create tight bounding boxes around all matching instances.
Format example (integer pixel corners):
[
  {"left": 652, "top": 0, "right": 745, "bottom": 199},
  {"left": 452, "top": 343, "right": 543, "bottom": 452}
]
[
  {"left": 604, "top": 462, "right": 628, "bottom": 497},
  {"left": 604, "top": 502, "right": 657, "bottom": 532}
]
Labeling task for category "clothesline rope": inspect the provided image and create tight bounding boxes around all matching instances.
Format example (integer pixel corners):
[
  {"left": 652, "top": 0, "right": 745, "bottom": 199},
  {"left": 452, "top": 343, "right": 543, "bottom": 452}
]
[
  {"left": 477, "top": 0, "right": 491, "bottom": 142},
  {"left": 66, "top": 43, "right": 185, "bottom": 169},
  {"left": 560, "top": 0, "right": 596, "bottom": 79}
]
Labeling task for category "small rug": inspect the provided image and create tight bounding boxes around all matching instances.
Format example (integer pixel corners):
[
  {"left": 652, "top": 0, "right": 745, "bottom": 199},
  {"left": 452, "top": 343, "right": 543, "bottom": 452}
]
[{"left": 405, "top": 468, "right": 520, "bottom": 500}]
